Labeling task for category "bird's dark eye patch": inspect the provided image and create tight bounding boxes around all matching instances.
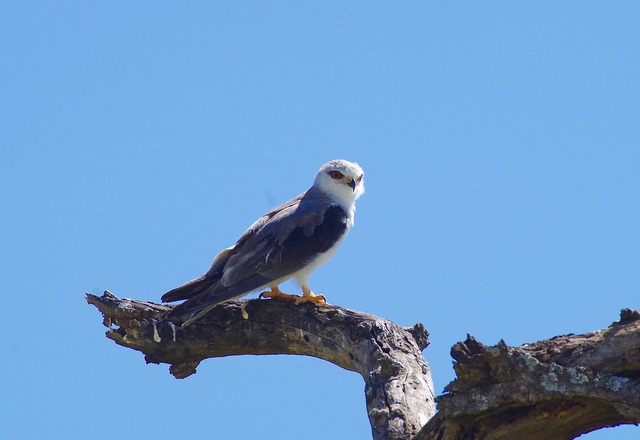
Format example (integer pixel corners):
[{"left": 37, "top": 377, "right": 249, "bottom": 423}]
[
  {"left": 357, "top": 174, "right": 363, "bottom": 182},
  {"left": 329, "top": 170, "right": 343, "bottom": 179}
]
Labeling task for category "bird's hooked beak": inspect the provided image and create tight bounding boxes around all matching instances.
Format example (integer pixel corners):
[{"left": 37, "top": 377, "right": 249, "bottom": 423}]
[{"left": 348, "top": 178, "right": 356, "bottom": 191}]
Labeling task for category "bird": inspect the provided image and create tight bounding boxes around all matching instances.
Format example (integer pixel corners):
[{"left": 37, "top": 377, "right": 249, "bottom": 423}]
[{"left": 161, "top": 159, "right": 365, "bottom": 326}]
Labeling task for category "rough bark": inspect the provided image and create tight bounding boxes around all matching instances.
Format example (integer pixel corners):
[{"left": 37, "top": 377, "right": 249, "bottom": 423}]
[
  {"left": 88, "top": 292, "right": 640, "bottom": 439},
  {"left": 86, "top": 291, "right": 435, "bottom": 440},
  {"left": 415, "top": 309, "right": 640, "bottom": 440}
]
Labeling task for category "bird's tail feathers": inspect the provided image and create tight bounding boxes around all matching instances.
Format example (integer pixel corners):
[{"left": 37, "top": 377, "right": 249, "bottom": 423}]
[
  {"left": 179, "top": 304, "right": 219, "bottom": 327},
  {"left": 161, "top": 275, "right": 213, "bottom": 302},
  {"left": 162, "top": 273, "right": 273, "bottom": 326},
  {"left": 165, "top": 289, "right": 246, "bottom": 326}
]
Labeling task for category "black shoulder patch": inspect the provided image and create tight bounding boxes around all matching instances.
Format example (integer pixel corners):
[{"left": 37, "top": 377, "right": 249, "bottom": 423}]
[{"left": 275, "top": 204, "right": 348, "bottom": 265}]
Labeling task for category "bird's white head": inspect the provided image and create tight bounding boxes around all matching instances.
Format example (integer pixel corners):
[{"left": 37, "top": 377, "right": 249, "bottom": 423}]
[{"left": 313, "top": 160, "right": 365, "bottom": 210}]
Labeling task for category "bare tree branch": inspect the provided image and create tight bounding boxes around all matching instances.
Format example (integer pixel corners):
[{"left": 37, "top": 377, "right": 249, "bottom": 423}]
[
  {"left": 86, "top": 291, "right": 436, "bottom": 440},
  {"left": 415, "top": 309, "right": 640, "bottom": 440},
  {"left": 88, "top": 291, "right": 640, "bottom": 439}
]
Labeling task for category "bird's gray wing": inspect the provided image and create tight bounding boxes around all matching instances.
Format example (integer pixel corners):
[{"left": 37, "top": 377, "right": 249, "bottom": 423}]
[
  {"left": 162, "top": 188, "right": 349, "bottom": 324},
  {"left": 219, "top": 187, "right": 347, "bottom": 285},
  {"left": 161, "top": 193, "right": 309, "bottom": 305}
]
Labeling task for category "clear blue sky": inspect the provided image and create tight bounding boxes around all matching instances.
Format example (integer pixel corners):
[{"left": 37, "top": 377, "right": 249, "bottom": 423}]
[{"left": 2, "top": 2, "right": 639, "bottom": 439}]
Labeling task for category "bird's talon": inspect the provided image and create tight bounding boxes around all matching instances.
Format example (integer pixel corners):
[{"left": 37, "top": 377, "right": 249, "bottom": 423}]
[
  {"left": 259, "top": 287, "right": 299, "bottom": 301},
  {"left": 295, "top": 292, "right": 327, "bottom": 305}
]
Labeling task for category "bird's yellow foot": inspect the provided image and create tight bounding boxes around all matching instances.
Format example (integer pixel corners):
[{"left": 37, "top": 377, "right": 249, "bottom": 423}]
[
  {"left": 295, "top": 289, "right": 327, "bottom": 305},
  {"left": 259, "top": 286, "right": 299, "bottom": 301}
]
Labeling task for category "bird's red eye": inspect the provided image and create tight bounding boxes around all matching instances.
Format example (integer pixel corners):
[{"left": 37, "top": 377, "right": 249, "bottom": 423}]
[{"left": 329, "top": 171, "right": 343, "bottom": 179}]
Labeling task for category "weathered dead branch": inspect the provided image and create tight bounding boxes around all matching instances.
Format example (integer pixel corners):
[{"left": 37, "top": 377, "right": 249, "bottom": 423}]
[
  {"left": 88, "top": 292, "right": 640, "bottom": 439},
  {"left": 87, "top": 291, "right": 435, "bottom": 440}
]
